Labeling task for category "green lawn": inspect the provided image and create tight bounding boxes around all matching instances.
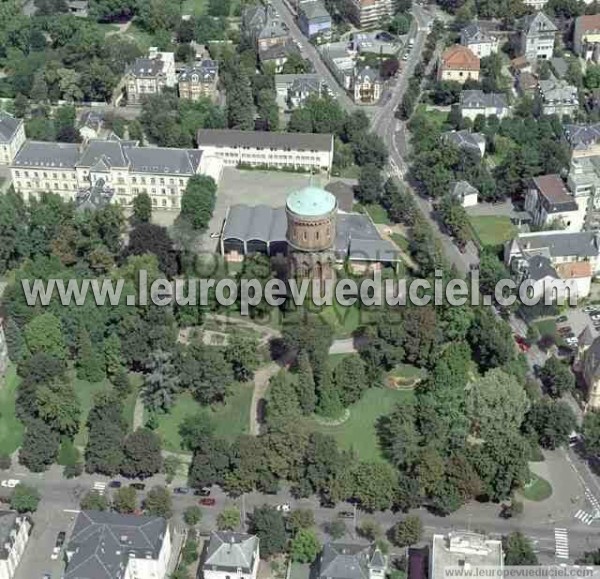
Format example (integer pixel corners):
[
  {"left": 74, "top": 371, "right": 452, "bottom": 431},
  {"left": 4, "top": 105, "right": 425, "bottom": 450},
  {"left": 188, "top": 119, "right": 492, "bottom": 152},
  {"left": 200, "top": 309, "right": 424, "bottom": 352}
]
[
  {"left": 311, "top": 388, "right": 413, "bottom": 462},
  {"left": 0, "top": 366, "right": 24, "bottom": 455},
  {"left": 316, "top": 299, "right": 366, "bottom": 338},
  {"left": 153, "top": 383, "right": 253, "bottom": 452},
  {"left": 125, "top": 23, "right": 161, "bottom": 50},
  {"left": 416, "top": 104, "right": 448, "bottom": 129},
  {"left": 363, "top": 203, "right": 391, "bottom": 225},
  {"left": 469, "top": 215, "right": 517, "bottom": 247},
  {"left": 181, "top": 0, "right": 208, "bottom": 15},
  {"left": 390, "top": 232, "right": 410, "bottom": 252},
  {"left": 73, "top": 376, "right": 113, "bottom": 447},
  {"left": 336, "top": 165, "right": 360, "bottom": 179},
  {"left": 520, "top": 473, "right": 552, "bottom": 501},
  {"left": 98, "top": 22, "right": 120, "bottom": 34}
]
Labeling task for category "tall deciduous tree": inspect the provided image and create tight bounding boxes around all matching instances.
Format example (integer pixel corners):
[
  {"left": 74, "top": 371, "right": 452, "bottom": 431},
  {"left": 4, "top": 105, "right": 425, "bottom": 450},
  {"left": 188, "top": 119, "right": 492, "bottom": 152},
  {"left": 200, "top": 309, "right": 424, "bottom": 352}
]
[
  {"left": 132, "top": 193, "right": 152, "bottom": 224},
  {"left": 466, "top": 369, "right": 529, "bottom": 441},
  {"left": 24, "top": 313, "right": 67, "bottom": 360},
  {"left": 295, "top": 350, "right": 317, "bottom": 415},
  {"left": 180, "top": 175, "right": 217, "bottom": 231},
  {"left": 121, "top": 429, "right": 163, "bottom": 478},
  {"left": 143, "top": 485, "right": 173, "bottom": 518},
  {"left": 250, "top": 506, "right": 287, "bottom": 557},
  {"left": 225, "top": 335, "right": 260, "bottom": 382}
]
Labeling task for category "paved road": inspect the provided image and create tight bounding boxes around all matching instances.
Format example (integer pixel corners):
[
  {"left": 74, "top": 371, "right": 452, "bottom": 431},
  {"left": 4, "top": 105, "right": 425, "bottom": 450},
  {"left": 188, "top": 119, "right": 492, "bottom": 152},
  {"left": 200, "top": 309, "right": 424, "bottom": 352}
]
[
  {"left": 8, "top": 461, "right": 600, "bottom": 578},
  {"left": 269, "top": 0, "right": 355, "bottom": 111}
]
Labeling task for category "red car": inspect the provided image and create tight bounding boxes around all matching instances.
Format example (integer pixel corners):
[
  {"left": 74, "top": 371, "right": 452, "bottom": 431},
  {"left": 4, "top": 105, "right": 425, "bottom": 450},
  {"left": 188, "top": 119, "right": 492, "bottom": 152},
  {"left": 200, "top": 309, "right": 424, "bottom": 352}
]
[
  {"left": 514, "top": 336, "right": 530, "bottom": 352},
  {"left": 200, "top": 498, "right": 216, "bottom": 506}
]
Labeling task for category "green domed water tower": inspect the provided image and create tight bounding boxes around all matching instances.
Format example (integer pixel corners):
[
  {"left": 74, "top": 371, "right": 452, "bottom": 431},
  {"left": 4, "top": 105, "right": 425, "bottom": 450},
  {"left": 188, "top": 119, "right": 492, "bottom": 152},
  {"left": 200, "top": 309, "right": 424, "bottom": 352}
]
[{"left": 285, "top": 185, "right": 337, "bottom": 280}]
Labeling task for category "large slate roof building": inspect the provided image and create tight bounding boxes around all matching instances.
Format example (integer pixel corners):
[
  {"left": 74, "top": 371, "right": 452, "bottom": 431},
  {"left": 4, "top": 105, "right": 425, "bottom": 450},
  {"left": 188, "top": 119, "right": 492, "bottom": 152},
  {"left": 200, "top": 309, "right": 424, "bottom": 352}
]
[
  {"left": 318, "top": 542, "right": 387, "bottom": 579},
  {"left": 0, "top": 111, "right": 26, "bottom": 165},
  {"left": 64, "top": 510, "right": 171, "bottom": 579},
  {"left": 11, "top": 137, "right": 223, "bottom": 209},
  {"left": 203, "top": 532, "right": 260, "bottom": 579}
]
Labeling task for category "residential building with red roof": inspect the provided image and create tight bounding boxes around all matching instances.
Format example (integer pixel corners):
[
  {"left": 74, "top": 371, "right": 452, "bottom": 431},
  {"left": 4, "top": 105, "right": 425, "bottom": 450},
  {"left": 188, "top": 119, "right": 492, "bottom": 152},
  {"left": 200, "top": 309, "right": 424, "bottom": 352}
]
[{"left": 437, "top": 45, "right": 480, "bottom": 84}]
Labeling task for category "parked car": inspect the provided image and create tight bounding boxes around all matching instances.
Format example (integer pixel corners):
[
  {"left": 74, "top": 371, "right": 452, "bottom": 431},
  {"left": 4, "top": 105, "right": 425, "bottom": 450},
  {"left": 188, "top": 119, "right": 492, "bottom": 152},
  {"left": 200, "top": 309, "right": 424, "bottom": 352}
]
[
  {"left": 194, "top": 488, "right": 211, "bottom": 497},
  {"left": 276, "top": 504, "right": 291, "bottom": 512},
  {"left": 558, "top": 326, "right": 572, "bottom": 335},
  {"left": 592, "top": 313, "right": 600, "bottom": 320},
  {"left": 557, "top": 315, "right": 568, "bottom": 323},
  {"left": 1, "top": 479, "right": 19, "bottom": 488},
  {"left": 51, "top": 531, "right": 66, "bottom": 560},
  {"left": 130, "top": 483, "right": 145, "bottom": 491},
  {"left": 109, "top": 481, "right": 121, "bottom": 488},
  {"left": 569, "top": 431, "right": 580, "bottom": 446},
  {"left": 199, "top": 498, "right": 216, "bottom": 506},
  {"left": 174, "top": 487, "right": 189, "bottom": 495},
  {"left": 339, "top": 511, "right": 354, "bottom": 518},
  {"left": 584, "top": 306, "right": 599, "bottom": 313}
]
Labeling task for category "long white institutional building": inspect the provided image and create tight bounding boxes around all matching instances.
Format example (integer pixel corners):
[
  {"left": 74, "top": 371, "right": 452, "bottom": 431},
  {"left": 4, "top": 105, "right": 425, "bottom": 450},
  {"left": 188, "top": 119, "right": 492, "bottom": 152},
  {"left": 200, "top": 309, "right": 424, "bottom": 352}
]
[
  {"left": 10, "top": 137, "right": 223, "bottom": 210},
  {"left": 196, "top": 129, "right": 334, "bottom": 173}
]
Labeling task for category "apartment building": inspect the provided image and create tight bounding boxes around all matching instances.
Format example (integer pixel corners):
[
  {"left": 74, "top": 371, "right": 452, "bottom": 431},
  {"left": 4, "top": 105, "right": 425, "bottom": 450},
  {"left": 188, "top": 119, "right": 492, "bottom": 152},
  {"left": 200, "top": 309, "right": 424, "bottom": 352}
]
[
  {"left": 318, "top": 543, "right": 387, "bottom": 579},
  {"left": 354, "top": 66, "right": 382, "bottom": 104},
  {"left": 243, "top": 4, "right": 289, "bottom": 51},
  {"left": 574, "top": 14, "right": 600, "bottom": 62},
  {"left": 524, "top": 174, "right": 585, "bottom": 232},
  {"left": 0, "top": 113, "right": 25, "bottom": 165},
  {"left": 196, "top": 129, "right": 334, "bottom": 173},
  {"left": 178, "top": 60, "right": 219, "bottom": 102},
  {"left": 275, "top": 74, "right": 330, "bottom": 109},
  {"left": 345, "top": 0, "right": 394, "bottom": 28},
  {"left": 65, "top": 511, "right": 171, "bottom": 579},
  {"left": 460, "top": 23, "right": 500, "bottom": 58},
  {"left": 459, "top": 90, "right": 510, "bottom": 120},
  {"left": 538, "top": 76, "right": 579, "bottom": 116},
  {"left": 431, "top": 533, "right": 503, "bottom": 579},
  {"left": 298, "top": 0, "right": 331, "bottom": 38},
  {"left": 203, "top": 532, "right": 260, "bottom": 579},
  {"left": 517, "top": 12, "right": 557, "bottom": 61},
  {"left": 11, "top": 138, "right": 223, "bottom": 210},
  {"left": 0, "top": 512, "right": 31, "bottom": 579},
  {"left": 126, "top": 47, "right": 176, "bottom": 105},
  {"left": 565, "top": 123, "right": 600, "bottom": 158}
]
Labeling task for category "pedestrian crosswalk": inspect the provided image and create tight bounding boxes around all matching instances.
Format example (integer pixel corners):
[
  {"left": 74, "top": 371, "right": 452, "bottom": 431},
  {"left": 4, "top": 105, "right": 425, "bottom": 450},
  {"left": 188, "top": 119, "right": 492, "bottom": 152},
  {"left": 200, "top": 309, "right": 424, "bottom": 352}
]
[
  {"left": 585, "top": 489, "right": 600, "bottom": 513},
  {"left": 575, "top": 509, "right": 595, "bottom": 525},
  {"left": 93, "top": 481, "right": 107, "bottom": 496},
  {"left": 555, "top": 528, "right": 569, "bottom": 560}
]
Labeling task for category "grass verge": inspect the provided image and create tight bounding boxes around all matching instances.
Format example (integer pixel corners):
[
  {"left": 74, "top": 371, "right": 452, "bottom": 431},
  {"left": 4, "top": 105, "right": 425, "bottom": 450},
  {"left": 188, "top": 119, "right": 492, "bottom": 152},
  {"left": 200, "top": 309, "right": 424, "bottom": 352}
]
[
  {"left": 468, "top": 215, "right": 516, "bottom": 247},
  {"left": 310, "top": 387, "right": 413, "bottom": 462},
  {"left": 0, "top": 366, "right": 24, "bottom": 455},
  {"left": 520, "top": 473, "right": 552, "bottom": 501}
]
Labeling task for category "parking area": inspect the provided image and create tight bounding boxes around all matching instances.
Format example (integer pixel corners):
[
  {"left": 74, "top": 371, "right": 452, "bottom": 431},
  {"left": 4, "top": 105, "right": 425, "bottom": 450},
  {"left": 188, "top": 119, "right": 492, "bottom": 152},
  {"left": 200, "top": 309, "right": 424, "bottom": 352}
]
[
  {"left": 199, "top": 167, "right": 326, "bottom": 252},
  {"left": 556, "top": 306, "right": 600, "bottom": 348},
  {"left": 15, "top": 507, "right": 76, "bottom": 579}
]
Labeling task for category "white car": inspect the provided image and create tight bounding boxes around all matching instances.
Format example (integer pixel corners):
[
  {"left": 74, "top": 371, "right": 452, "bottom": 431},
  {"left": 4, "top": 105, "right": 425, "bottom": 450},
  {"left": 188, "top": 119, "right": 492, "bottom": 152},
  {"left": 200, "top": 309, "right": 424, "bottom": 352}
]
[
  {"left": 592, "top": 314, "right": 600, "bottom": 322},
  {"left": 1, "top": 479, "right": 20, "bottom": 488},
  {"left": 276, "top": 503, "right": 291, "bottom": 512},
  {"left": 50, "top": 552, "right": 59, "bottom": 561},
  {"left": 584, "top": 305, "right": 599, "bottom": 313}
]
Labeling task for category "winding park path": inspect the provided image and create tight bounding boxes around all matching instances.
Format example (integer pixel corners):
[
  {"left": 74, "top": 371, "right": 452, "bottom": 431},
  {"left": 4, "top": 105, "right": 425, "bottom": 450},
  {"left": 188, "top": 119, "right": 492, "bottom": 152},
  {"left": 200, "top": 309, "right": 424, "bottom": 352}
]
[{"left": 134, "top": 314, "right": 362, "bottom": 436}]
